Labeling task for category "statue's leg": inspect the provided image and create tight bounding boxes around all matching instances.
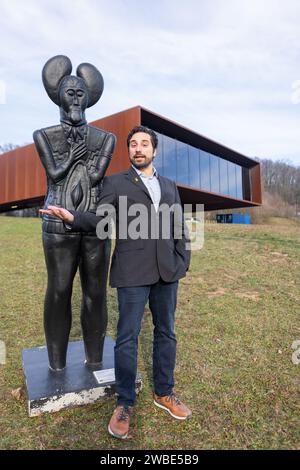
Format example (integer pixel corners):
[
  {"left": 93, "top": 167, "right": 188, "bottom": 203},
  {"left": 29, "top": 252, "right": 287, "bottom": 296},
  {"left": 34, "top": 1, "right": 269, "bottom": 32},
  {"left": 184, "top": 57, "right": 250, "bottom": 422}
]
[
  {"left": 79, "top": 236, "right": 111, "bottom": 367},
  {"left": 42, "top": 232, "right": 81, "bottom": 370}
]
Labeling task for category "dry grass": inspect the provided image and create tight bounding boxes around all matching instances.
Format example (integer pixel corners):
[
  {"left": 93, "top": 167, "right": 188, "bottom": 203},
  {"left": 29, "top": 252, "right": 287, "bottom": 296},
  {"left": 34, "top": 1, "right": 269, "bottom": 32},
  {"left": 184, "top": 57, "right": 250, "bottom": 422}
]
[{"left": 0, "top": 216, "right": 299, "bottom": 449}]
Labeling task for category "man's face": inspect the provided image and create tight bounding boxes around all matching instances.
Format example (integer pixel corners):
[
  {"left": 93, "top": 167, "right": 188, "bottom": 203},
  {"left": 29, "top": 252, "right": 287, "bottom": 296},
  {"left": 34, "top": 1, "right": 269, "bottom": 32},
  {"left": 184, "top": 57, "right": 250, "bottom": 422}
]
[
  {"left": 59, "top": 76, "right": 88, "bottom": 124},
  {"left": 128, "top": 132, "right": 156, "bottom": 170}
]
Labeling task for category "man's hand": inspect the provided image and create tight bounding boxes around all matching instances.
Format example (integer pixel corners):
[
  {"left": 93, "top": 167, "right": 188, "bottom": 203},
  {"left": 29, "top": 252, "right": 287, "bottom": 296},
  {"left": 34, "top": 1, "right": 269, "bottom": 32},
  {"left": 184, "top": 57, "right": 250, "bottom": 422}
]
[{"left": 39, "top": 206, "right": 74, "bottom": 223}]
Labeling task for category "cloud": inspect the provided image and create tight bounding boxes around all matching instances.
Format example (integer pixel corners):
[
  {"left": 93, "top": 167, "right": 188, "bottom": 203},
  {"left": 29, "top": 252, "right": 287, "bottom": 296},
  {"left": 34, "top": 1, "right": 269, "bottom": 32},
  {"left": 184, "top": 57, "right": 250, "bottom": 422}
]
[{"left": 0, "top": 0, "right": 300, "bottom": 164}]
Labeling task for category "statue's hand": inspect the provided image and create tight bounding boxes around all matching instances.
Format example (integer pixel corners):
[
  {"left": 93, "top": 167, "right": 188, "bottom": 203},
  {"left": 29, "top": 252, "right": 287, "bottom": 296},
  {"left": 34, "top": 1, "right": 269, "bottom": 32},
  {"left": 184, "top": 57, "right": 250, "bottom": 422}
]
[{"left": 39, "top": 206, "right": 74, "bottom": 223}]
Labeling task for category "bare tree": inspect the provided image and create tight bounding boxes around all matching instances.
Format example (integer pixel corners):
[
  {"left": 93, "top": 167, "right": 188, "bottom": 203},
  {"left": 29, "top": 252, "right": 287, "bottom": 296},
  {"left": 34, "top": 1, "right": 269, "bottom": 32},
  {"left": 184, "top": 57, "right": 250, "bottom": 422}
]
[
  {"left": 0, "top": 143, "right": 20, "bottom": 154},
  {"left": 258, "top": 158, "right": 300, "bottom": 208}
]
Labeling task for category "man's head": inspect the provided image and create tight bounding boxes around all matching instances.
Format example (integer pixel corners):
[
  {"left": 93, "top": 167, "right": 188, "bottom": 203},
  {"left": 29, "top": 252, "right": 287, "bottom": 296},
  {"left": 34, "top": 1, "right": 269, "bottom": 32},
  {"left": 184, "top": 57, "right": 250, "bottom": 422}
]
[{"left": 127, "top": 126, "right": 158, "bottom": 170}]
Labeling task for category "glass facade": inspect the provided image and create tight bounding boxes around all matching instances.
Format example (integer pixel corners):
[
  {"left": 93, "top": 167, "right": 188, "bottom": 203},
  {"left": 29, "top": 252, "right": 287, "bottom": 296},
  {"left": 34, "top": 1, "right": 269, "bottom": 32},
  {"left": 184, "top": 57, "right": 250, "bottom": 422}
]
[
  {"left": 219, "top": 158, "right": 229, "bottom": 196},
  {"left": 188, "top": 145, "right": 200, "bottom": 188},
  {"left": 236, "top": 165, "right": 243, "bottom": 200},
  {"left": 210, "top": 154, "right": 220, "bottom": 194},
  {"left": 153, "top": 131, "right": 248, "bottom": 200},
  {"left": 228, "top": 161, "right": 236, "bottom": 198},
  {"left": 176, "top": 140, "right": 189, "bottom": 186},
  {"left": 200, "top": 150, "right": 210, "bottom": 192}
]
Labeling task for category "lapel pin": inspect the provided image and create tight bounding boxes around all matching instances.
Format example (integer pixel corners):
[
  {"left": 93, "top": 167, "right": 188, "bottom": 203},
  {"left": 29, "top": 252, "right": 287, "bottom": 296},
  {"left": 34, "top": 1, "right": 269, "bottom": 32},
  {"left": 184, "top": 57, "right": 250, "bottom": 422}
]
[{"left": 134, "top": 177, "right": 139, "bottom": 182}]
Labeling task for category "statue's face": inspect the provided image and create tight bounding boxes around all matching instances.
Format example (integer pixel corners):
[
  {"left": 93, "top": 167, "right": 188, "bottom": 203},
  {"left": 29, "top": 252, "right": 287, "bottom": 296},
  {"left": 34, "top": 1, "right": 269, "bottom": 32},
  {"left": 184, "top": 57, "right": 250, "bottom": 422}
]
[{"left": 59, "top": 76, "right": 88, "bottom": 124}]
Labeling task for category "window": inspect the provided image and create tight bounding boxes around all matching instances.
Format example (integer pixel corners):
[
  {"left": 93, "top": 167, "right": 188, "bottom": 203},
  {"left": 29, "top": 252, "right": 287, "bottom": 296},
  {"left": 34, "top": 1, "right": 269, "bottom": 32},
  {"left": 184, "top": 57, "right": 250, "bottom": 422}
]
[
  {"left": 155, "top": 132, "right": 164, "bottom": 175},
  {"left": 242, "top": 168, "right": 251, "bottom": 200},
  {"left": 228, "top": 161, "right": 237, "bottom": 198},
  {"left": 200, "top": 150, "right": 211, "bottom": 191},
  {"left": 163, "top": 135, "right": 177, "bottom": 182},
  {"left": 176, "top": 141, "right": 189, "bottom": 185},
  {"left": 210, "top": 154, "right": 220, "bottom": 194},
  {"left": 219, "top": 158, "right": 229, "bottom": 196},
  {"left": 236, "top": 165, "right": 243, "bottom": 199},
  {"left": 188, "top": 145, "right": 200, "bottom": 188}
]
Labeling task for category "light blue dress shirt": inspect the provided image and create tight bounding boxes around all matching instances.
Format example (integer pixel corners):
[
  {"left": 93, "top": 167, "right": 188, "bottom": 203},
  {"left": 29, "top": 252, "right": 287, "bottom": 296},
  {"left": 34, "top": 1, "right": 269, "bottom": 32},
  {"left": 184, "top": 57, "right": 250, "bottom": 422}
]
[{"left": 132, "top": 165, "right": 161, "bottom": 212}]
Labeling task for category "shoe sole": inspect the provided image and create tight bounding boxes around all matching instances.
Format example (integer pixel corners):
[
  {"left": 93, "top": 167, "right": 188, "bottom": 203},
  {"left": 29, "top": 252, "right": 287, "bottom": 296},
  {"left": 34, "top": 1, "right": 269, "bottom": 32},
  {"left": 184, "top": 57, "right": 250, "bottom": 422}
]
[
  {"left": 153, "top": 400, "right": 192, "bottom": 420},
  {"left": 108, "top": 424, "right": 128, "bottom": 439}
]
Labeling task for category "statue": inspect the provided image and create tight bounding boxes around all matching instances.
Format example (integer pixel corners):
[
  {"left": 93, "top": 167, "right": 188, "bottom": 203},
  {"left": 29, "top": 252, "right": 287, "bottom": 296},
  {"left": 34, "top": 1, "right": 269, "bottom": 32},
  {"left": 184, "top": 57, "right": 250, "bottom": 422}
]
[{"left": 33, "top": 55, "right": 116, "bottom": 371}]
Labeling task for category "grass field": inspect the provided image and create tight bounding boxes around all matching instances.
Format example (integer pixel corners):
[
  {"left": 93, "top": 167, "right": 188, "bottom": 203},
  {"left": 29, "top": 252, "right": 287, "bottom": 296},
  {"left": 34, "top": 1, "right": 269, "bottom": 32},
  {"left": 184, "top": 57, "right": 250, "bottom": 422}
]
[{"left": 0, "top": 216, "right": 299, "bottom": 450}]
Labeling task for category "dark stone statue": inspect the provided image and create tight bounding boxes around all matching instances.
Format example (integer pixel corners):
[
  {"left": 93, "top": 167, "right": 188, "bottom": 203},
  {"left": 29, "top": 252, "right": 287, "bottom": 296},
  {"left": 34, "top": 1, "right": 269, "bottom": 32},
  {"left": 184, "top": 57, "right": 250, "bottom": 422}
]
[{"left": 33, "top": 55, "right": 116, "bottom": 371}]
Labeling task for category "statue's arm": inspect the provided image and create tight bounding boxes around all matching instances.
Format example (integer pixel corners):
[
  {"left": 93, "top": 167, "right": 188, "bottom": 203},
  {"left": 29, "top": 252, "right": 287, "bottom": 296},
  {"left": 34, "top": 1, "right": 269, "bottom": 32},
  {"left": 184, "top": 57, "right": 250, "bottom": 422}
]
[
  {"left": 89, "top": 133, "right": 116, "bottom": 186},
  {"left": 33, "top": 129, "right": 78, "bottom": 183}
]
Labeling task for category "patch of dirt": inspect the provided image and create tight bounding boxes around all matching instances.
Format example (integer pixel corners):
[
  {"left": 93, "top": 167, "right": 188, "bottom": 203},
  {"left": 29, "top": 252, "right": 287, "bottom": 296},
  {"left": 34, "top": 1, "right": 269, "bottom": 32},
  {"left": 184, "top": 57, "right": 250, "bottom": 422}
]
[
  {"left": 235, "top": 291, "right": 260, "bottom": 301},
  {"left": 207, "top": 288, "right": 228, "bottom": 298},
  {"left": 270, "top": 252, "right": 289, "bottom": 257}
]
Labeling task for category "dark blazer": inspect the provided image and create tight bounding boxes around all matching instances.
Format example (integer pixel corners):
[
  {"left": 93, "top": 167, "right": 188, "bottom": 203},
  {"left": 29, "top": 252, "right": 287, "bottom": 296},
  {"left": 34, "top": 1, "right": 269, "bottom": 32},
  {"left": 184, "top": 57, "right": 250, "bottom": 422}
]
[{"left": 69, "top": 166, "right": 191, "bottom": 288}]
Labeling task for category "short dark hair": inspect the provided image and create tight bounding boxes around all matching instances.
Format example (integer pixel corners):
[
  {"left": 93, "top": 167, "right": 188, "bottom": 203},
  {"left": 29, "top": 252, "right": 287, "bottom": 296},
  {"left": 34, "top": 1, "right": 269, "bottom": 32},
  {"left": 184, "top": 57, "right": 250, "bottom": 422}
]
[{"left": 127, "top": 126, "right": 158, "bottom": 150}]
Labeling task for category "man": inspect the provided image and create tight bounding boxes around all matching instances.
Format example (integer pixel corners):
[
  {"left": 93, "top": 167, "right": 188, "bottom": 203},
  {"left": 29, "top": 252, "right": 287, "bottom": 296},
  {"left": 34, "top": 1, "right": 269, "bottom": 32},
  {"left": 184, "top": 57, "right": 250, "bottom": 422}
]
[{"left": 40, "top": 126, "right": 192, "bottom": 439}]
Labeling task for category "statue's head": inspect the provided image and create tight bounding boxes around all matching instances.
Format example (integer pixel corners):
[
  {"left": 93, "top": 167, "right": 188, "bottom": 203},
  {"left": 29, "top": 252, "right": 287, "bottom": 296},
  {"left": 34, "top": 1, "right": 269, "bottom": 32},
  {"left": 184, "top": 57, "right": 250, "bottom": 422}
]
[{"left": 42, "top": 55, "right": 104, "bottom": 125}]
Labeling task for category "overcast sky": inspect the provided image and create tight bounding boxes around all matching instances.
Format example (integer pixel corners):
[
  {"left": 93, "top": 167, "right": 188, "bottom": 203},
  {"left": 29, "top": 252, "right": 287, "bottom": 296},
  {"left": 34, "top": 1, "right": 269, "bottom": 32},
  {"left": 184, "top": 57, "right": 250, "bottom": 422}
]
[{"left": 0, "top": 0, "right": 300, "bottom": 165}]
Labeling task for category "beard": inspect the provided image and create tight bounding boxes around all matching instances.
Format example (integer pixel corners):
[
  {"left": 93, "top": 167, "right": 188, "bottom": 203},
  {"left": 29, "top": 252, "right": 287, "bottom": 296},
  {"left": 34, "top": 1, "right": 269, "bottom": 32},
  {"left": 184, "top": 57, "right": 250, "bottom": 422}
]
[
  {"left": 131, "top": 155, "right": 154, "bottom": 170},
  {"left": 69, "top": 107, "right": 83, "bottom": 124}
]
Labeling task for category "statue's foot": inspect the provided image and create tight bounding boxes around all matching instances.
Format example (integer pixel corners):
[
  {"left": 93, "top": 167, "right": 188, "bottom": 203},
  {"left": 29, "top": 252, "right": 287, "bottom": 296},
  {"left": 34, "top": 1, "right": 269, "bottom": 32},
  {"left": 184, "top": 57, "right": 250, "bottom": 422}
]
[
  {"left": 84, "top": 359, "right": 103, "bottom": 371},
  {"left": 48, "top": 365, "right": 66, "bottom": 372}
]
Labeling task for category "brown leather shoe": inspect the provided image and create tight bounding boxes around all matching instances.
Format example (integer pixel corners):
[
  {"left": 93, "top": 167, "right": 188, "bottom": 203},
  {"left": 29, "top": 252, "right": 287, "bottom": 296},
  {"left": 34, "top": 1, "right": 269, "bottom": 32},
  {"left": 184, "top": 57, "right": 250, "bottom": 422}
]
[
  {"left": 108, "top": 405, "right": 133, "bottom": 439},
  {"left": 154, "top": 392, "right": 192, "bottom": 420}
]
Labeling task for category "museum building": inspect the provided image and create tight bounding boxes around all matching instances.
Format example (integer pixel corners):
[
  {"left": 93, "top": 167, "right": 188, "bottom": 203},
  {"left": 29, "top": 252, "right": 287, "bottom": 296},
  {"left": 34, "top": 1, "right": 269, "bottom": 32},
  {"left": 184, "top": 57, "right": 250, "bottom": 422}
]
[{"left": 0, "top": 106, "right": 261, "bottom": 213}]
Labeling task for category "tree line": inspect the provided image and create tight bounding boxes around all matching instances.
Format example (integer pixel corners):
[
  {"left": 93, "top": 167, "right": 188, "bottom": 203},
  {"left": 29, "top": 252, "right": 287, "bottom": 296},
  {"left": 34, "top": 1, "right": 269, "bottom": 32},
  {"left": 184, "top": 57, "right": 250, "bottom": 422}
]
[
  {"left": 0, "top": 143, "right": 19, "bottom": 154},
  {"left": 258, "top": 158, "right": 300, "bottom": 208}
]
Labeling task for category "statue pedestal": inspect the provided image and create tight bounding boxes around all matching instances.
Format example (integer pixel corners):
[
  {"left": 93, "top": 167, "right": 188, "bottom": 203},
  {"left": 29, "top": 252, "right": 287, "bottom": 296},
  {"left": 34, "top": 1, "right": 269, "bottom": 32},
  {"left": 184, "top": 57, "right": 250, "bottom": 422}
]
[{"left": 22, "top": 338, "right": 142, "bottom": 417}]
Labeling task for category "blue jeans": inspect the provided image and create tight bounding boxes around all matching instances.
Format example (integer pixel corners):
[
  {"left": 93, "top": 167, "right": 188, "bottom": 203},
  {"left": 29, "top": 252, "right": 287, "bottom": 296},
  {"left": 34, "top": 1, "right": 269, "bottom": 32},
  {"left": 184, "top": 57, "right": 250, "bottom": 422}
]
[{"left": 115, "top": 279, "right": 179, "bottom": 407}]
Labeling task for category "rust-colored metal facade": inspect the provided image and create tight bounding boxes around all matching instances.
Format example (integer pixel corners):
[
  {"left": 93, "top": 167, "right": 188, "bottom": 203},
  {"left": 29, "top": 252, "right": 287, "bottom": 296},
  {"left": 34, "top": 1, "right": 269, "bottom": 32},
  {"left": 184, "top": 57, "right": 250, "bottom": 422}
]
[{"left": 0, "top": 106, "right": 261, "bottom": 212}]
